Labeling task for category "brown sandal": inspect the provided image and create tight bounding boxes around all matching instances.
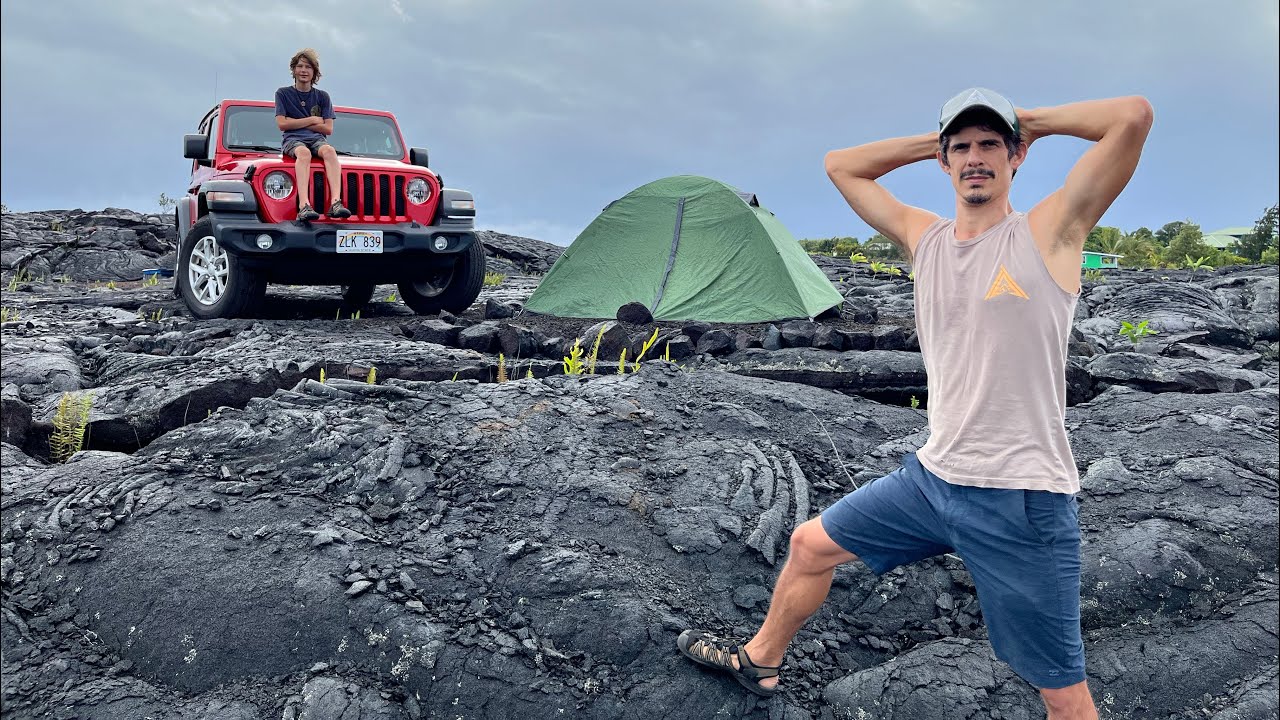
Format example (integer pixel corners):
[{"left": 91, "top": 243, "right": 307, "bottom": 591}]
[
  {"left": 328, "top": 200, "right": 352, "bottom": 219},
  {"left": 677, "top": 629, "right": 780, "bottom": 697}
]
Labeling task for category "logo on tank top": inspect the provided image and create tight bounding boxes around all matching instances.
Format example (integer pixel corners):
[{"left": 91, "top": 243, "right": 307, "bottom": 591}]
[{"left": 984, "top": 264, "right": 1029, "bottom": 300}]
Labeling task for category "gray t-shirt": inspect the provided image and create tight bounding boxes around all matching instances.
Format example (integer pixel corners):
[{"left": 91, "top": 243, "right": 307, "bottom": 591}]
[{"left": 275, "top": 86, "right": 334, "bottom": 145}]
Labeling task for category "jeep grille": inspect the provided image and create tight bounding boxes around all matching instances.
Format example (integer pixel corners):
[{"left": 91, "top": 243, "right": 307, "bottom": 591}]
[{"left": 310, "top": 171, "right": 410, "bottom": 221}]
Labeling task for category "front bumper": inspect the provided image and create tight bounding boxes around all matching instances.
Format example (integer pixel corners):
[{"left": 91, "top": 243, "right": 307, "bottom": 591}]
[{"left": 207, "top": 212, "right": 477, "bottom": 284}]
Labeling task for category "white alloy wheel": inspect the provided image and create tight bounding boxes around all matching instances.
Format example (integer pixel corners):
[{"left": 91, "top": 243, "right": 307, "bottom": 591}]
[{"left": 187, "top": 234, "right": 230, "bottom": 306}]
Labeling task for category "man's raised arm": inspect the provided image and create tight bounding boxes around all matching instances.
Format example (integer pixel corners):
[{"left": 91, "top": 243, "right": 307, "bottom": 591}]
[
  {"left": 1023, "top": 97, "right": 1154, "bottom": 245},
  {"left": 824, "top": 134, "right": 941, "bottom": 259}
]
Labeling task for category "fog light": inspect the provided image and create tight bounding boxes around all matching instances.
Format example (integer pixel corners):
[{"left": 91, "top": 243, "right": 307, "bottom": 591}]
[
  {"left": 432, "top": 237, "right": 449, "bottom": 251},
  {"left": 256, "top": 234, "right": 273, "bottom": 249}
]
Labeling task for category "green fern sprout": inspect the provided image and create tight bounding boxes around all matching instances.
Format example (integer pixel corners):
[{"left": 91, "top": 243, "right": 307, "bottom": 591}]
[
  {"left": 497, "top": 353, "right": 508, "bottom": 383},
  {"left": 50, "top": 392, "right": 93, "bottom": 464},
  {"left": 0, "top": 307, "right": 16, "bottom": 323},
  {"left": 563, "top": 338, "right": 585, "bottom": 375},
  {"left": 586, "top": 327, "right": 606, "bottom": 374},
  {"left": 366, "top": 366, "right": 377, "bottom": 384},
  {"left": 386, "top": 292, "right": 397, "bottom": 302},
  {"left": 319, "top": 368, "right": 327, "bottom": 384},
  {"left": 617, "top": 348, "right": 628, "bottom": 374},
  {"left": 910, "top": 396, "right": 920, "bottom": 410},
  {"left": 632, "top": 328, "right": 660, "bottom": 372},
  {"left": 663, "top": 342, "right": 671, "bottom": 362},
  {"left": 849, "top": 252, "right": 868, "bottom": 264},
  {"left": 525, "top": 366, "right": 534, "bottom": 379}
]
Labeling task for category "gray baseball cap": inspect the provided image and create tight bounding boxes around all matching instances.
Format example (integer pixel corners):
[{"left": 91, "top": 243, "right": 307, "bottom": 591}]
[{"left": 939, "top": 87, "right": 1019, "bottom": 136}]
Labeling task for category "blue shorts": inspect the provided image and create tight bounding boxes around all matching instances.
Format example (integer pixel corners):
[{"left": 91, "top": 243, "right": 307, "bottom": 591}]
[{"left": 820, "top": 453, "right": 1084, "bottom": 689}]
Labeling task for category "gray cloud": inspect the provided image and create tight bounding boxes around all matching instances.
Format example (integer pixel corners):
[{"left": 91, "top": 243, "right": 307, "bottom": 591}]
[{"left": 2, "top": 0, "right": 1276, "bottom": 244}]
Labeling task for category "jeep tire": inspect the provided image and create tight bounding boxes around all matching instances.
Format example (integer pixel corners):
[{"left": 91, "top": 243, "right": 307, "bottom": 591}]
[
  {"left": 398, "top": 238, "right": 485, "bottom": 315},
  {"left": 177, "top": 217, "right": 266, "bottom": 319},
  {"left": 340, "top": 283, "right": 377, "bottom": 307}
]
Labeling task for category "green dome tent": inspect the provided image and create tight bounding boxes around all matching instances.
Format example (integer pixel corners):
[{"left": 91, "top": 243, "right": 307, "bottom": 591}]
[{"left": 524, "top": 175, "right": 843, "bottom": 323}]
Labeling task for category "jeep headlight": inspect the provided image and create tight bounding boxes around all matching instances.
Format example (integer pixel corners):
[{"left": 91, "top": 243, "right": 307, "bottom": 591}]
[
  {"left": 263, "top": 171, "right": 294, "bottom": 200},
  {"left": 406, "top": 178, "right": 431, "bottom": 205}
]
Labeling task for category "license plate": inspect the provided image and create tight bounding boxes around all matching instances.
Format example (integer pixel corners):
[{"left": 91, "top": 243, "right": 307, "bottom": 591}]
[{"left": 336, "top": 229, "right": 384, "bottom": 254}]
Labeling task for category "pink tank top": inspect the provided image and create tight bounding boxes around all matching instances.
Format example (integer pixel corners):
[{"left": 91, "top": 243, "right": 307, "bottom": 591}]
[{"left": 912, "top": 212, "right": 1080, "bottom": 493}]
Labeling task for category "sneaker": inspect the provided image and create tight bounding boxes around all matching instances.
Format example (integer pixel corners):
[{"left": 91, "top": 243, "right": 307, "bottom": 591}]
[
  {"left": 297, "top": 204, "right": 320, "bottom": 222},
  {"left": 329, "top": 201, "right": 352, "bottom": 219}
]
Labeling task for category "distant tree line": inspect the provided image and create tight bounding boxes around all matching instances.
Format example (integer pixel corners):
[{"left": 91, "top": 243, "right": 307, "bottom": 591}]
[
  {"left": 799, "top": 233, "right": 905, "bottom": 261},
  {"left": 801, "top": 203, "right": 1279, "bottom": 268}
]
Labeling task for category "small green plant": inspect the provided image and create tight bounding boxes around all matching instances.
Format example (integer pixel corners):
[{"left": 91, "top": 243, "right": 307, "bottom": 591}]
[
  {"left": 1184, "top": 255, "right": 1213, "bottom": 277},
  {"left": 483, "top": 271, "right": 505, "bottom": 286},
  {"left": 525, "top": 366, "right": 534, "bottom": 379},
  {"left": 868, "top": 261, "right": 903, "bottom": 277},
  {"left": 663, "top": 342, "right": 671, "bottom": 363},
  {"left": 908, "top": 270, "right": 916, "bottom": 280},
  {"left": 0, "top": 307, "right": 16, "bottom": 323},
  {"left": 563, "top": 338, "right": 585, "bottom": 375},
  {"left": 158, "top": 192, "right": 178, "bottom": 213},
  {"left": 142, "top": 273, "right": 161, "bottom": 287},
  {"left": 451, "top": 371, "right": 460, "bottom": 382},
  {"left": 49, "top": 220, "right": 64, "bottom": 232},
  {"left": 105, "top": 280, "right": 117, "bottom": 291},
  {"left": 910, "top": 395, "right": 920, "bottom": 410},
  {"left": 586, "top": 327, "right": 606, "bottom": 375},
  {"left": 335, "top": 308, "right": 341, "bottom": 321},
  {"left": 617, "top": 348, "right": 628, "bottom": 374},
  {"left": 149, "top": 309, "right": 164, "bottom": 323},
  {"left": 631, "top": 328, "right": 660, "bottom": 372},
  {"left": 386, "top": 291, "right": 397, "bottom": 302},
  {"left": 7, "top": 268, "right": 33, "bottom": 291},
  {"left": 50, "top": 392, "right": 94, "bottom": 464},
  {"left": 849, "top": 252, "right": 868, "bottom": 264},
  {"left": 56, "top": 274, "right": 71, "bottom": 284},
  {"left": 319, "top": 368, "right": 327, "bottom": 384},
  {"left": 1084, "top": 268, "right": 1105, "bottom": 283},
  {"left": 497, "top": 353, "right": 508, "bottom": 383},
  {"left": 350, "top": 310, "right": 361, "bottom": 320},
  {"left": 1119, "top": 320, "right": 1158, "bottom": 344},
  {"left": 366, "top": 366, "right": 377, "bottom": 384}
]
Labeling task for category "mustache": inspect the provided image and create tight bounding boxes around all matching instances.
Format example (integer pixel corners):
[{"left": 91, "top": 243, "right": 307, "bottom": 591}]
[{"left": 960, "top": 170, "right": 995, "bottom": 179}]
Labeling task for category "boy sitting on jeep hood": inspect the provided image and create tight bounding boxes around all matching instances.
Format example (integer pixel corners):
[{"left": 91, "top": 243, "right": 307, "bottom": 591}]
[{"left": 274, "top": 48, "right": 350, "bottom": 222}]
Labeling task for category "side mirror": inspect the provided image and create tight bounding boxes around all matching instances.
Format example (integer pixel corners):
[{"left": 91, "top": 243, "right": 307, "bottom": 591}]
[
  {"left": 184, "top": 134, "right": 209, "bottom": 160},
  {"left": 409, "top": 147, "right": 429, "bottom": 168}
]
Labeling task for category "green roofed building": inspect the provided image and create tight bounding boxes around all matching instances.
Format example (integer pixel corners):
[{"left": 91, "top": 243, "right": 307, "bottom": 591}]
[
  {"left": 524, "top": 175, "right": 843, "bottom": 323},
  {"left": 1202, "top": 226, "right": 1253, "bottom": 250}
]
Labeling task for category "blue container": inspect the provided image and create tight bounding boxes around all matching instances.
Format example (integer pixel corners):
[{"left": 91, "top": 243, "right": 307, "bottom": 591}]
[{"left": 142, "top": 268, "right": 175, "bottom": 280}]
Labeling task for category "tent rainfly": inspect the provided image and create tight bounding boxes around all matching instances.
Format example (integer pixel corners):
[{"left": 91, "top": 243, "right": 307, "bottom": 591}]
[{"left": 524, "top": 175, "right": 843, "bottom": 323}]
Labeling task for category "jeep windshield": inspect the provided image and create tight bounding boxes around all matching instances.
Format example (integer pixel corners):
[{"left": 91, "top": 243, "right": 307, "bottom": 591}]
[{"left": 222, "top": 106, "right": 405, "bottom": 159}]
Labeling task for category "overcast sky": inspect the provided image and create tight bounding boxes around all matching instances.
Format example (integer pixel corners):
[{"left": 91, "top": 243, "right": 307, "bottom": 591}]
[{"left": 2, "top": 0, "right": 1277, "bottom": 245}]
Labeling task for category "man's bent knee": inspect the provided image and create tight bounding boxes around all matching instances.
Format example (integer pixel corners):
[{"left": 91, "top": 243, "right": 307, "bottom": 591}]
[
  {"left": 292, "top": 147, "right": 312, "bottom": 162},
  {"left": 1040, "top": 681, "right": 1095, "bottom": 718},
  {"left": 787, "top": 519, "right": 857, "bottom": 573},
  {"left": 316, "top": 144, "right": 336, "bottom": 160}
]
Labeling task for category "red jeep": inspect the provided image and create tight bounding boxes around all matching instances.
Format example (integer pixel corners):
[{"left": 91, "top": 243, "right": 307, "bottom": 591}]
[{"left": 176, "top": 99, "right": 484, "bottom": 319}]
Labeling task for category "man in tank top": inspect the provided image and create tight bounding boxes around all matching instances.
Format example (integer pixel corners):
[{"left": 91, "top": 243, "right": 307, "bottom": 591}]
[{"left": 678, "top": 88, "right": 1152, "bottom": 718}]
